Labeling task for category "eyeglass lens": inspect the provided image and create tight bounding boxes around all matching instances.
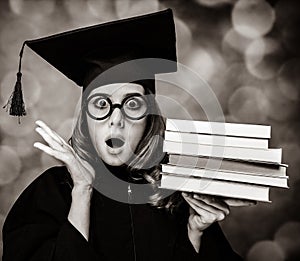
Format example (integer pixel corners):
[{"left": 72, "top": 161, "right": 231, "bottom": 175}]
[{"left": 87, "top": 94, "right": 148, "bottom": 120}]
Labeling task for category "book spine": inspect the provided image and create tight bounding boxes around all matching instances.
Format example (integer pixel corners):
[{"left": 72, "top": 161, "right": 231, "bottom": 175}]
[
  {"left": 160, "top": 174, "right": 270, "bottom": 202},
  {"left": 161, "top": 165, "right": 288, "bottom": 187},
  {"left": 168, "top": 155, "right": 287, "bottom": 177},
  {"left": 163, "top": 141, "right": 282, "bottom": 164},
  {"left": 165, "top": 131, "right": 269, "bottom": 149},
  {"left": 166, "top": 119, "right": 271, "bottom": 139}
]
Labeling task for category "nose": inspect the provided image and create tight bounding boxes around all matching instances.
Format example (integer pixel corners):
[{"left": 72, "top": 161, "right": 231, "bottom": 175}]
[{"left": 109, "top": 107, "right": 124, "bottom": 128}]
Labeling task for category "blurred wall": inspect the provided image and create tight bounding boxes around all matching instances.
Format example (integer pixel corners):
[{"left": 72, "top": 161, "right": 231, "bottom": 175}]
[{"left": 0, "top": 0, "right": 300, "bottom": 260}]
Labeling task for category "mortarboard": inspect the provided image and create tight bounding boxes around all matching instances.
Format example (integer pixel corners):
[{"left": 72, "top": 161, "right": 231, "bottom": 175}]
[{"left": 4, "top": 8, "right": 177, "bottom": 121}]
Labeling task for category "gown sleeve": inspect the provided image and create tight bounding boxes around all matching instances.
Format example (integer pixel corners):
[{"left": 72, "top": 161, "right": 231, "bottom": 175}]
[{"left": 2, "top": 166, "right": 103, "bottom": 261}]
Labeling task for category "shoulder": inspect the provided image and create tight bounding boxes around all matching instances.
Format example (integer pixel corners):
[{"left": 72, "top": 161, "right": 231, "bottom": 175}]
[
  {"left": 16, "top": 165, "right": 72, "bottom": 205},
  {"left": 3, "top": 166, "right": 72, "bottom": 232}
]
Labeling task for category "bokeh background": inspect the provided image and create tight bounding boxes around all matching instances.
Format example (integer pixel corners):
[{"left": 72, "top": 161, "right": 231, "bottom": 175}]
[{"left": 0, "top": 0, "right": 300, "bottom": 260}]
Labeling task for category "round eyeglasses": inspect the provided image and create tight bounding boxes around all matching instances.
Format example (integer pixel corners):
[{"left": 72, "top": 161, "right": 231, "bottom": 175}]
[{"left": 85, "top": 93, "right": 149, "bottom": 120}]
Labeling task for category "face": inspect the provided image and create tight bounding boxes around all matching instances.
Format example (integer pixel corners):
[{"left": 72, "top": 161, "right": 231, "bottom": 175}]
[{"left": 86, "top": 83, "right": 147, "bottom": 166}]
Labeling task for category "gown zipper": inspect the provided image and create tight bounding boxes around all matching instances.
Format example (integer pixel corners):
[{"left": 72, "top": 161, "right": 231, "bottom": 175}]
[{"left": 128, "top": 184, "right": 137, "bottom": 261}]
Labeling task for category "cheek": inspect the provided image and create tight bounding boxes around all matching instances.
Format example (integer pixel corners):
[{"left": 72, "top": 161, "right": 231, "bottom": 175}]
[
  {"left": 126, "top": 119, "right": 147, "bottom": 149},
  {"left": 87, "top": 117, "right": 106, "bottom": 148}
]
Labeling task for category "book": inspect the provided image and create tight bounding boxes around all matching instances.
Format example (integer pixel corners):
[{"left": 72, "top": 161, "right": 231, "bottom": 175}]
[
  {"left": 160, "top": 174, "right": 270, "bottom": 202},
  {"left": 166, "top": 118, "right": 271, "bottom": 139},
  {"left": 161, "top": 164, "right": 288, "bottom": 187},
  {"left": 163, "top": 141, "right": 282, "bottom": 164},
  {"left": 165, "top": 131, "right": 268, "bottom": 149},
  {"left": 168, "top": 154, "right": 287, "bottom": 177}
]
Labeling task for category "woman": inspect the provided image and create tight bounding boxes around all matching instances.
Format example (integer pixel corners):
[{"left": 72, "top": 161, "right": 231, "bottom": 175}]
[{"left": 2, "top": 9, "right": 245, "bottom": 261}]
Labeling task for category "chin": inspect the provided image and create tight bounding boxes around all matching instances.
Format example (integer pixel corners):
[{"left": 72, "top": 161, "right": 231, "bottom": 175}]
[{"left": 101, "top": 155, "right": 128, "bottom": 167}]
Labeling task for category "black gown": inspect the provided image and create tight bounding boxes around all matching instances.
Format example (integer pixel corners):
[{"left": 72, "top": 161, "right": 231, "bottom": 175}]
[{"left": 2, "top": 166, "right": 242, "bottom": 261}]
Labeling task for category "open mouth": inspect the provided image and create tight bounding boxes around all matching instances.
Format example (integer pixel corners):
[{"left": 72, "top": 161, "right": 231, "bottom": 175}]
[{"left": 105, "top": 138, "right": 125, "bottom": 148}]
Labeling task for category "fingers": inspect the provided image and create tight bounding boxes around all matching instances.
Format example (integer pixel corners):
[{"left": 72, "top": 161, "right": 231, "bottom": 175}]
[
  {"left": 35, "top": 120, "right": 73, "bottom": 153},
  {"left": 182, "top": 192, "right": 229, "bottom": 215},
  {"left": 193, "top": 193, "right": 230, "bottom": 214},
  {"left": 36, "top": 120, "right": 63, "bottom": 145},
  {"left": 33, "top": 142, "right": 64, "bottom": 161},
  {"left": 36, "top": 120, "right": 71, "bottom": 149},
  {"left": 223, "top": 198, "right": 257, "bottom": 207},
  {"left": 186, "top": 197, "right": 226, "bottom": 222},
  {"left": 35, "top": 127, "right": 64, "bottom": 152}
]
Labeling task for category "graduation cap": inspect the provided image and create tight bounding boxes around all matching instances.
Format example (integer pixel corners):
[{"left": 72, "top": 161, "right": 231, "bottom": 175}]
[{"left": 4, "top": 8, "right": 177, "bottom": 122}]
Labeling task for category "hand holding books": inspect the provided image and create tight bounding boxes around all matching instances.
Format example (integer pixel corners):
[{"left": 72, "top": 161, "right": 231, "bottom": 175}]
[{"left": 181, "top": 191, "right": 255, "bottom": 252}]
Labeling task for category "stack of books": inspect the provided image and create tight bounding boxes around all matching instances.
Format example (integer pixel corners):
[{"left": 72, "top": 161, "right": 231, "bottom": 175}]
[{"left": 160, "top": 118, "right": 288, "bottom": 202}]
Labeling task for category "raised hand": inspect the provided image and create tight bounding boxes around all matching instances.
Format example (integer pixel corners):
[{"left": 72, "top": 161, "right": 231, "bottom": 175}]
[{"left": 34, "top": 120, "right": 95, "bottom": 189}]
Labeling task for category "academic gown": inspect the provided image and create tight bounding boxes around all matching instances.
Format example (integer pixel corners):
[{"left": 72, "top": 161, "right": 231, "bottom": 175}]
[{"left": 2, "top": 166, "right": 242, "bottom": 261}]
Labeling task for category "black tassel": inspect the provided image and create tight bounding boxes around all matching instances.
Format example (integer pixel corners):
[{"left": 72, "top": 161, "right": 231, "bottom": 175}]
[
  {"left": 3, "top": 72, "right": 26, "bottom": 116},
  {"left": 3, "top": 42, "right": 27, "bottom": 124}
]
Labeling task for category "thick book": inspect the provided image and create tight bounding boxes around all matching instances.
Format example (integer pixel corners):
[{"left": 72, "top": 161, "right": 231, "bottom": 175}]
[
  {"left": 161, "top": 164, "right": 288, "bottom": 188},
  {"left": 166, "top": 118, "right": 271, "bottom": 139},
  {"left": 160, "top": 174, "right": 270, "bottom": 202},
  {"left": 168, "top": 154, "right": 287, "bottom": 177},
  {"left": 165, "top": 131, "right": 268, "bottom": 149},
  {"left": 163, "top": 141, "right": 282, "bottom": 164}
]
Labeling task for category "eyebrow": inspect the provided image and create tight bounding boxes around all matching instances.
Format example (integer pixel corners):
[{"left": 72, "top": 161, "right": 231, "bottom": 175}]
[
  {"left": 123, "top": 92, "right": 143, "bottom": 98},
  {"left": 90, "top": 92, "right": 143, "bottom": 98}
]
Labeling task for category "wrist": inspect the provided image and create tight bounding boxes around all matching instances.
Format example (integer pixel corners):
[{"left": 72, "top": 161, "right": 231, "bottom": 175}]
[
  {"left": 187, "top": 224, "right": 203, "bottom": 253},
  {"left": 72, "top": 184, "right": 93, "bottom": 198}
]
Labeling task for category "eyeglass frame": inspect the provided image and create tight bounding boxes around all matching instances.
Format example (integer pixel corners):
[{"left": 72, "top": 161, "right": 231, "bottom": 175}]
[{"left": 83, "top": 93, "right": 151, "bottom": 121}]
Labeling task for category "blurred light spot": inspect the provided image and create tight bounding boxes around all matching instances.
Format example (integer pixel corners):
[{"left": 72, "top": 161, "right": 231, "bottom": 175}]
[
  {"left": 275, "top": 221, "right": 300, "bottom": 259},
  {"left": 87, "top": 0, "right": 117, "bottom": 21},
  {"left": 211, "top": 62, "right": 259, "bottom": 111},
  {"left": 183, "top": 48, "right": 216, "bottom": 81},
  {"left": 195, "top": 0, "right": 236, "bottom": 7},
  {"left": 222, "top": 28, "right": 253, "bottom": 54},
  {"left": 0, "top": 70, "right": 41, "bottom": 109},
  {"left": 224, "top": 62, "right": 259, "bottom": 88},
  {"left": 33, "top": 10, "right": 74, "bottom": 37},
  {"left": 262, "top": 80, "right": 298, "bottom": 122},
  {"left": 0, "top": 145, "right": 22, "bottom": 185},
  {"left": 0, "top": 19, "right": 39, "bottom": 55},
  {"left": 232, "top": 0, "right": 275, "bottom": 39},
  {"left": 174, "top": 17, "right": 192, "bottom": 60},
  {"left": 228, "top": 86, "right": 270, "bottom": 123},
  {"left": 245, "top": 37, "right": 284, "bottom": 80},
  {"left": 9, "top": 0, "right": 55, "bottom": 19},
  {"left": 64, "top": 0, "right": 99, "bottom": 27},
  {"left": 246, "top": 240, "right": 285, "bottom": 261},
  {"left": 115, "top": 0, "right": 159, "bottom": 19},
  {"left": 277, "top": 59, "right": 300, "bottom": 101},
  {"left": 0, "top": 108, "right": 37, "bottom": 137},
  {"left": 2, "top": 135, "right": 36, "bottom": 158}
]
